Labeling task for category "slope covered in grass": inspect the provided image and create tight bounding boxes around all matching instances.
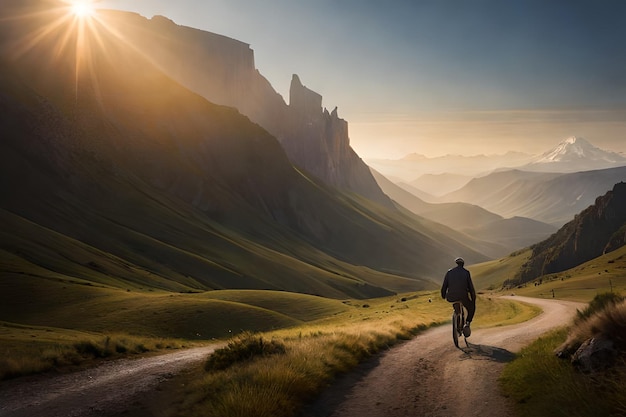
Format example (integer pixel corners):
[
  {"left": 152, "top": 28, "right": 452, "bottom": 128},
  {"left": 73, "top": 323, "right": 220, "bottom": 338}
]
[
  {"left": 470, "top": 249, "right": 532, "bottom": 291},
  {"left": 507, "top": 246, "right": 626, "bottom": 302},
  {"left": 0, "top": 272, "right": 353, "bottom": 340}
]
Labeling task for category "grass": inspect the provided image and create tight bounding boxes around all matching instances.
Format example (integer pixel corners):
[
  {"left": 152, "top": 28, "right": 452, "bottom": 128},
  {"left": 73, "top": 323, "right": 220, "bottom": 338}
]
[
  {"left": 500, "top": 293, "right": 626, "bottom": 417},
  {"left": 0, "top": 281, "right": 354, "bottom": 380},
  {"left": 166, "top": 292, "right": 539, "bottom": 417},
  {"left": 0, "top": 275, "right": 354, "bottom": 340},
  {"left": 472, "top": 245, "right": 626, "bottom": 303},
  {"left": 471, "top": 248, "right": 532, "bottom": 291},
  {"left": 0, "top": 204, "right": 434, "bottom": 303},
  {"left": 0, "top": 321, "right": 189, "bottom": 380},
  {"left": 500, "top": 329, "right": 626, "bottom": 417}
]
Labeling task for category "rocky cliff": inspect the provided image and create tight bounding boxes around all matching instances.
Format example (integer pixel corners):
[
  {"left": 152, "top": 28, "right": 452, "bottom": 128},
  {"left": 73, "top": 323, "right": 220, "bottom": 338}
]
[
  {"left": 512, "top": 182, "right": 626, "bottom": 285},
  {"left": 103, "top": 11, "right": 392, "bottom": 206}
]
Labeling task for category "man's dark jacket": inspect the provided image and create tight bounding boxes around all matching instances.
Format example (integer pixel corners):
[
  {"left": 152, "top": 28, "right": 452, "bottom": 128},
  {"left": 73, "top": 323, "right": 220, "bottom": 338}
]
[{"left": 441, "top": 265, "right": 476, "bottom": 302}]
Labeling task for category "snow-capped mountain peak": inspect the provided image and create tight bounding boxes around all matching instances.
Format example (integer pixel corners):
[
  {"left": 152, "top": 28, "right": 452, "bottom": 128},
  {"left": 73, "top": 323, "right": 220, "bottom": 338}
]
[{"left": 524, "top": 136, "right": 626, "bottom": 172}]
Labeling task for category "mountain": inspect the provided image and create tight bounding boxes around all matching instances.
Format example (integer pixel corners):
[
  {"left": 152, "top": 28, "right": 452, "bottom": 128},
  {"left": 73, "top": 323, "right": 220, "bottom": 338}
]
[
  {"left": 370, "top": 170, "right": 557, "bottom": 257},
  {"left": 409, "top": 173, "right": 473, "bottom": 197},
  {"left": 0, "top": 1, "right": 490, "bottom": 303},
  {"left": 523, "top": 137, "right": 626, "bottom": 173},
  {"left": 438, "top": 167, "right": 626, "bottom": 226},
  {"left": 366, "top": 151, "right": 533, "bottom": 181},
  {"left": 396, "top": 182, "right": 438, "bottom": 203},
  {"left": 509, "top": 182, "right": 626, "bottom": 286},
  {"left": 368, "top": 137, "right": 625, "bottom": 187},
  {"left": 100, "top": 10, "right": 392, "bottom": 207}
]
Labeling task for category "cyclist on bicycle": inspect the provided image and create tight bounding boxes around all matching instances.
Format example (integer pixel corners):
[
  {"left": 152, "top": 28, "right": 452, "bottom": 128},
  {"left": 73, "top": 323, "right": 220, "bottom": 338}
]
[{"left": 441, "top": 257, "right": 476, "bottom": 337}]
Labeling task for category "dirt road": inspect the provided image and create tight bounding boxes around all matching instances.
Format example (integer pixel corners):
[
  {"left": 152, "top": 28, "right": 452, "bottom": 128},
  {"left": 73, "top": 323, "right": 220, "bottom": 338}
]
[
  {"left": 300, "top": 296, "right": 586, "bottom": 417},
  {"left": 0, "top": 345, "right": 221, "bottom": 417}
]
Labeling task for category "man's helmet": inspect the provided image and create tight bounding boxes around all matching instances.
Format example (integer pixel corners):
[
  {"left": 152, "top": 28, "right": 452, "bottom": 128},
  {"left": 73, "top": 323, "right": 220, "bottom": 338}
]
[{"left": 455, "top": 257, "right": 465, "bottom": 265}]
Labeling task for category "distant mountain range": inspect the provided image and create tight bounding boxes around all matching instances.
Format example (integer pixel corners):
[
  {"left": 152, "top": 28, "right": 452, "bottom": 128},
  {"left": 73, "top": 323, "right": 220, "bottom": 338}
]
[
  {"left": 366, "top": 151, "right": 533, "bottom": 181},
  {"left": 437, "top": 166, "right": 626, "bottom": 227},
  {"left": 368, "top": 137, "right": 626, "bottom": 182},
  {"left": 370, "top": 170, "right": 557, "bottom": 258}
]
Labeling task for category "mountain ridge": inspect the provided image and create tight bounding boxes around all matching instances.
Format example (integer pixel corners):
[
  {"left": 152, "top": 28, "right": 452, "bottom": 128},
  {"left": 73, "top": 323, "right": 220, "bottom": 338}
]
[
  {"left": 370, "top": 169, "right": 557, "bottom": 257},
  {"left": 100, "top": 9, "right": 392, "bottom": 207},
  {"left": 438, "top": 166, "right": 626, "bottom": 226},
  {"left": 368, "top": 137, "right": 625, "bottom": 181},
  {"left": 510, "top": 181, "right": 626, "bottom": 286}
]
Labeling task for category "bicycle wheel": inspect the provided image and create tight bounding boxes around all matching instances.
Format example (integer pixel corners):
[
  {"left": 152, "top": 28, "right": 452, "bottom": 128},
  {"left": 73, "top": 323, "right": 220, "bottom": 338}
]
[{"left": 452, "top": 311, "right": 459, "bottom": 347}]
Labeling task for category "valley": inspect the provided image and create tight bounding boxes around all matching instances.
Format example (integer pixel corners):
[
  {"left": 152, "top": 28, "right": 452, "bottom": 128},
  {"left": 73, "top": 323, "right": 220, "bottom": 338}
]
[{"left": 1, "top": 2, "right": 625, "bottom": 417}]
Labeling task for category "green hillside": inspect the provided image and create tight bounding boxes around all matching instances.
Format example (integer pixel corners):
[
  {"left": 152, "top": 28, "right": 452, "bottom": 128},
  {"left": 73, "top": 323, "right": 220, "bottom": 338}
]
[
  {"left": 509, "top": 245, "right": 626, "bottom": 302},
  {"left": 472, "top": 246, "right": 626, "bottom": 302},
  {"left": 0, "top": 268, "right": 351, "bottom": 340},
  {"left": 471, "top": 249, "right": 532, "bottom": 291}
]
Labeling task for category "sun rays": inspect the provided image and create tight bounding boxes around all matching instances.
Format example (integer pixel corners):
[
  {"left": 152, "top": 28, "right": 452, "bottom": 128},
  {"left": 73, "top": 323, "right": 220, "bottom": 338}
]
[{"left": 2, "top": 1, "right": 135, "bottom": 105}]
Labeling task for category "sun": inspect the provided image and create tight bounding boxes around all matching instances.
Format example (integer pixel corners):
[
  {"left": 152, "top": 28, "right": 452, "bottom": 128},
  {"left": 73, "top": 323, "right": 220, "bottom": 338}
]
[{"left": 70, "top": 1, "right": 96, "bottom": 18}]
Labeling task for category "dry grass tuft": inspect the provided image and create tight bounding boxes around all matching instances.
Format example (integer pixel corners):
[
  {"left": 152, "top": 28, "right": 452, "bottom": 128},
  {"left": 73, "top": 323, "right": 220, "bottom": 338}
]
[
  {"left": 557, "top": 293, "right": 625, "bottom": 357},
  {"left": 205, "top": 332, "right": 286, "bottom": 371}
]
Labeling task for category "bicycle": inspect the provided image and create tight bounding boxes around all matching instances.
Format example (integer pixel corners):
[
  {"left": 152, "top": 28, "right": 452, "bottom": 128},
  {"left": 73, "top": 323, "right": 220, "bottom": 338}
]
[{"left": 452, "top": 301, "right": 468, "bottom": 348}]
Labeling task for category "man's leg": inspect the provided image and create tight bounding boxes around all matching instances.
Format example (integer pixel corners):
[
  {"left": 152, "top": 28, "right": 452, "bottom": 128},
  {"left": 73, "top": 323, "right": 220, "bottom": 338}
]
[{"left": 464, "top": 296, "right": 476, "bottom": 323}]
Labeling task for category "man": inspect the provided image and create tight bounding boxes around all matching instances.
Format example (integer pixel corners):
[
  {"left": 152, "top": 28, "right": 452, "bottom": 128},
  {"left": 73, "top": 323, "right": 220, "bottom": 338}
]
[{"left": 441, "top": 257, "right": 476, "bottom": 337}]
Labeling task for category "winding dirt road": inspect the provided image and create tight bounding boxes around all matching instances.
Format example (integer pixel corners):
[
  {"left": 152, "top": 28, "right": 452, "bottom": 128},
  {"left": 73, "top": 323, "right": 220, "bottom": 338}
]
[
  {"left": 0, "top": 345, "right": 221, "bottom": 417},
  {"left": 0, "top": 297, "right": 584, "bottom": 417},
  {"left": 300, "top": 296, "right": 586, "bottom": 417}
]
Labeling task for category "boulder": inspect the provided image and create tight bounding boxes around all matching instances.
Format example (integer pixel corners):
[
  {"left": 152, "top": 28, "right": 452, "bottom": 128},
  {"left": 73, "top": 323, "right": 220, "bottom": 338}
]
[{"left": 571, "top": 337, "right": 618, "bottom": 373}]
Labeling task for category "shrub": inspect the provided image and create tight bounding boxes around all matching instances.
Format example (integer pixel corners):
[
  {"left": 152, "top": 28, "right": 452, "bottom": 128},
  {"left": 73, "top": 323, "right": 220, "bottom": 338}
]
[
  {"left": 205, "top": 332, "right": 286, "bottom": 371},
  {"left": 576, "top": 292, "right": 625, "bottom": 320}
]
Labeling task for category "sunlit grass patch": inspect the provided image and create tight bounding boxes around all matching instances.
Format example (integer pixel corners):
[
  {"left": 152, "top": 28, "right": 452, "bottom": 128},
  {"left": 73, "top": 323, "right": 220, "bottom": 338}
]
[{"left": 473, "top": 296, "right": 541, "bottom": 328}]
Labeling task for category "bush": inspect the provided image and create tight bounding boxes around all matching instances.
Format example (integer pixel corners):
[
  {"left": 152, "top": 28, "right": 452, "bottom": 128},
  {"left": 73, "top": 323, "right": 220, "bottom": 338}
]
[
  {"left": 205, "top": 332, "right": 286, "bottom": 371},
  {"left": 576, "top": 292, "right": 625, "bottom": 320}
]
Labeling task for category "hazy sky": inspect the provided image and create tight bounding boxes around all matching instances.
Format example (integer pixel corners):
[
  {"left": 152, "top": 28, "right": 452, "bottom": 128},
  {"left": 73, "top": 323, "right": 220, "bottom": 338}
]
[{"left": 96, "top": 0, "right": 626, "bottom": 159}]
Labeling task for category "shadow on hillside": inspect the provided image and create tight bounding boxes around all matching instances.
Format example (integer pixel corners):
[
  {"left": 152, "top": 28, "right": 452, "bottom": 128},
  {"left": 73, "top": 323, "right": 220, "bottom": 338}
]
[{"left": 458, "top": 342, "right": 516, "bottom": 363}]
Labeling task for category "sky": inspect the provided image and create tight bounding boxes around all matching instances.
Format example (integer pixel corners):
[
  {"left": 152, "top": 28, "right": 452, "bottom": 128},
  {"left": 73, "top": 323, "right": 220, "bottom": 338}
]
[{"left": 95, "top": 0, "right": 626, "bottom": 159}]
